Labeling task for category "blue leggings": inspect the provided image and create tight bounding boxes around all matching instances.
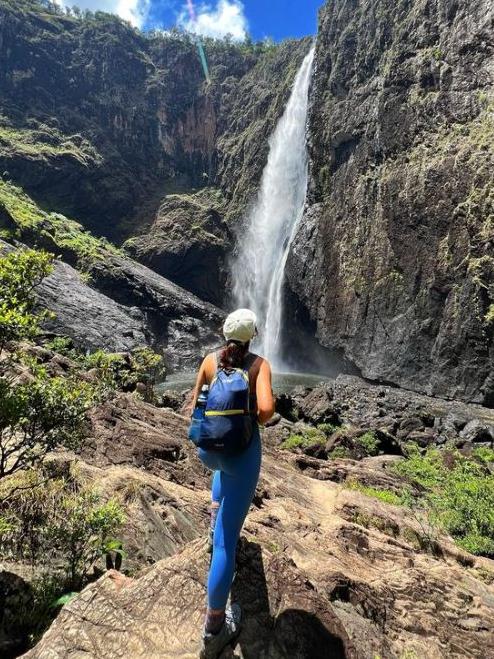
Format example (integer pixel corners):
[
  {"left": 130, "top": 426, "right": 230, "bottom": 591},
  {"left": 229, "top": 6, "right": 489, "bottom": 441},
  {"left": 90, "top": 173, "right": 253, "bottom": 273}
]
[{"left": 198, "top": 427, "right": 262, "bottom": 610}]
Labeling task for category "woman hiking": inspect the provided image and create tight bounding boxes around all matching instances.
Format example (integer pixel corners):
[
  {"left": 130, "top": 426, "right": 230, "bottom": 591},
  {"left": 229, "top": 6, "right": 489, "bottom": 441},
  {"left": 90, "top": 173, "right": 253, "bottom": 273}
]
[{"left": 190, "top": 308, "right": 275, "bottom": 659}]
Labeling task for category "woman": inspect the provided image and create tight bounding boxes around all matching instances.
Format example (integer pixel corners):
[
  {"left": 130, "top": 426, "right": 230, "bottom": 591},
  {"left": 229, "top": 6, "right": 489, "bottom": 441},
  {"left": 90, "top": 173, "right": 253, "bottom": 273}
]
[{"left": 191, "top": 308, "right": 275, "bottom": 659}]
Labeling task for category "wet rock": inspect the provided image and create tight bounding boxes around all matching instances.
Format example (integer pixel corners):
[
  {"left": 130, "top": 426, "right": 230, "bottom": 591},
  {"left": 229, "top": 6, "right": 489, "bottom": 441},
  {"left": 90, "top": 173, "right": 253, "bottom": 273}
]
[
  {"left": 287, "top": 0, "right": 494, "bottom": 405},
  {"left": 37, "top": 258, "right": 148, "bottom": 353},
  {"left": 460, "top": 420, "right": 494, "bottom": 445}
]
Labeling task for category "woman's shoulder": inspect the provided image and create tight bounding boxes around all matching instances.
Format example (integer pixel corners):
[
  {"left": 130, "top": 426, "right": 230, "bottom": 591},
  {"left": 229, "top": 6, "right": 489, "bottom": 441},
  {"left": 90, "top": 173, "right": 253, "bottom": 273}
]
[{"left": 247, "top": 352, "right": 271, "bottom": 372}]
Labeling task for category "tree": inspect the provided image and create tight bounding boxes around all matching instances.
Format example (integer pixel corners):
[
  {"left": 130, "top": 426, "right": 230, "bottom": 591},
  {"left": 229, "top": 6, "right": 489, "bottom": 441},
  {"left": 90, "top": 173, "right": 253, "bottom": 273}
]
[
  {"left": 0, "top": 248, "right": 96, "bottom": 484},
  {"left": 0, "top": 248, "right": 54, "bottom": 355},
  {"left": 0, "top": 369, "right": 95, "bottom": 481}
]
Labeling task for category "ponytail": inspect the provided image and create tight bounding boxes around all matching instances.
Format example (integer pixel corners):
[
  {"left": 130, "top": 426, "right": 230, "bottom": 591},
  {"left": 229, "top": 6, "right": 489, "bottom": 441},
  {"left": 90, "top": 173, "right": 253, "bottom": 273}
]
[{"left": 219, "top": 340, "right": 249, "bottom": 369}]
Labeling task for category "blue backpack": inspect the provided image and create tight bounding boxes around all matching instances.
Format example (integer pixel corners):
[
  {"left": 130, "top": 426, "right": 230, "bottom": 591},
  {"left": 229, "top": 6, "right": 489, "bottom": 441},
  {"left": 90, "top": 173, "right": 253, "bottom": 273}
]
[{"left": 196, "top": 353, "right": 257, "bottom": 454}]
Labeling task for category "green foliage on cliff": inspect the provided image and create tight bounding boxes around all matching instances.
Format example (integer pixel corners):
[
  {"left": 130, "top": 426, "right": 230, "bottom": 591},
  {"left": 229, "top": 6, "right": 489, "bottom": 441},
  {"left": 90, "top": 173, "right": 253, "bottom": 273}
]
[
  {"left": 0, "top": 122, "right": 101, "bottom": 165},
  {"left": 0, "top": 181, "right": 121, "bottom": 269}
]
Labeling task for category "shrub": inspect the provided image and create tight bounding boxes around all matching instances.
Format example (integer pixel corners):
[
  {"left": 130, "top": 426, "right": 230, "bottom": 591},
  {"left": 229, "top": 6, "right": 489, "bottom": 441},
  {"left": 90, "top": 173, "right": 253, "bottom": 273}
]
[
  {"left": 280, "top": 434, "right": 305, "bottom": 451},
  {"left": 44, "top": 340, "right": 165, "bottom": 401},
  {"left": 356, "top": 431, "right": 380, "bottom": 456},
  {"left": 329, "top": 446, "right": 352, "bottom": 459},
  {"left": 317, "top": 423, "right": 339, "bottom": 437},
  {"left": 0, "top": 248, "right": 53, "bottom": 353},
  {"left": 280, "top": 428, "right": 325, "bottom": 451},
  {"left": 394, "top": 445, "right": 494, "bottom": 557},
  {"left": 0, "top": 469, "right": 126, "bottom": 589},
  {"left": 0, "top": 369, "right": 96, "bottom": 480}
]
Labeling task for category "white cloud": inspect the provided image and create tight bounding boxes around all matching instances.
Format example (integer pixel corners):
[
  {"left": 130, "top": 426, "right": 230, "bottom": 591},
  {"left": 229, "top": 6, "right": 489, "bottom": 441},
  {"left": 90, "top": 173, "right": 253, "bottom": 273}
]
[
  {"left": 179, "top": 0, "right": 248, "bottom": 41},
  {"left": 55, "top": 0, "right": 150, "bottom": 29}
]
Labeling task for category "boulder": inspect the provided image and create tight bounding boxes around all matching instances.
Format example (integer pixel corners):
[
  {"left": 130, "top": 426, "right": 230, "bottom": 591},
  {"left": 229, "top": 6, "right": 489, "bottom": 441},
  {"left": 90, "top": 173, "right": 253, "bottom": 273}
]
[{"left": 37, "top": 259, "right": 148, "bottom": 353}]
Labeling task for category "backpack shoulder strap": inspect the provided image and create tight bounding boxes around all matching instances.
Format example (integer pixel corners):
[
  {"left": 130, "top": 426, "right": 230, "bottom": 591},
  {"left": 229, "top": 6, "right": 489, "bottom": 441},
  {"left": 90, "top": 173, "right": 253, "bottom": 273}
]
[{"left": 243, "top": 352, "right": 258, "bottom": 373}]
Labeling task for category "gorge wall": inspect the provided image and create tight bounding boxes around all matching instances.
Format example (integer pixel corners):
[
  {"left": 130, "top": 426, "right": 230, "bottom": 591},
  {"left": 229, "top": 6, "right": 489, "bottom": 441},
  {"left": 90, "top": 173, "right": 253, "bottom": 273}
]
[
  {"left": 1, "top": 0, "right": 493, "bottom": 403},
  {"left": 0, "top": 0, "right": 310, "bottom": 304},
  {"left": 288, "top": 0, "right": 494, "bottom": 405}
]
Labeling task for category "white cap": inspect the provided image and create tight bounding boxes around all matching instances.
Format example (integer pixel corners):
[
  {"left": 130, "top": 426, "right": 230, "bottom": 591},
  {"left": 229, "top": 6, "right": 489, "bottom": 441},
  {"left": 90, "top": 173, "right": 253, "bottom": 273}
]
[{"left": 223, "top": 308, "right": 257, "bottom": 344}]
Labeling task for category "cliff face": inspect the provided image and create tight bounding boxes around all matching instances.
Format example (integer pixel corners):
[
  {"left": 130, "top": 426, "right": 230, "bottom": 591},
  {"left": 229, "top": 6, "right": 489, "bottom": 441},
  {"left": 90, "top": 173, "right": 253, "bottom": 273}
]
[
  {"left": 0, "top": 0, "right": 308, "bottom": 243},
  {"left": 1, "top": 0, "right": 493, "bottom": 402},
  {"left": 125, "top": 40, "right": 311, "bottom": 304},
  {"left": 288, "top": 0, "right": 494, "bottom": 405}
]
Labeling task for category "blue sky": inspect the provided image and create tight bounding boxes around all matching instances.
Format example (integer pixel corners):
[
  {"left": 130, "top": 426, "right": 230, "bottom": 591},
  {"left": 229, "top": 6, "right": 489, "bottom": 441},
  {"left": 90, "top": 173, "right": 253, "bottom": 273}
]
[{"left": 56, "top": 1, "right": 323, "bottom": 41}]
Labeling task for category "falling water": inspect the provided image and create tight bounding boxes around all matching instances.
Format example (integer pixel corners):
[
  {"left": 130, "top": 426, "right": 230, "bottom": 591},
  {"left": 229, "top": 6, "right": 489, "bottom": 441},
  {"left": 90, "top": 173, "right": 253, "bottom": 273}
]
[{"left": 232, "top": 47, "right": 315, "bottom": 369}]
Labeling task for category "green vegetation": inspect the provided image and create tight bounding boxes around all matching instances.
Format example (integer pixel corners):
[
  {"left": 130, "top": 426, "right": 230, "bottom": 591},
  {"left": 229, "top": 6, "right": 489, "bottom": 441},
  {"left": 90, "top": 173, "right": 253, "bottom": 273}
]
[
  {"left": 317, "top": 422, "right": 339, "bottom": 436},
  {"left": 0, "top": 123, "right": 100, "bottom": 164},
  {"left": 329, "top": 445, "right": 352, "bottom": 459},
  {"left": 280, "top": 426, "right": 326, "bottom": 451},
  {"left": 0, "top": 181, "right": 121, "bottom": 270},
  {"left": 0, "top": 248, "right": 54, "bottom": 352},
  {"left": 347, "top": 480, "right": 404, "bottom": 506},
  {"left": 46, "top": 339, "right": 165, "bottom": 401},
  {"left": 485, "top": 304, "right": 494, "bottom": 325},
  {"left": 0, "top": 367, "right": 96, "bottom": 480},
  {"left": 0, "top": 249, "right": 97, "bottom": 480},
  {"left": 394, "top": 444, "right": 494, "bottom": 556},
  {"left": 0, "top": 468, "right": 125, "bottom": 642},
  {"left": 0, "top": 469, "right": 125, "bottom": 588},
  {"left": 356, "top": 431, "right": 380, "bottom": 456},
  {"left": 347, "top": 443, "right": 494, "bottom": 556}
]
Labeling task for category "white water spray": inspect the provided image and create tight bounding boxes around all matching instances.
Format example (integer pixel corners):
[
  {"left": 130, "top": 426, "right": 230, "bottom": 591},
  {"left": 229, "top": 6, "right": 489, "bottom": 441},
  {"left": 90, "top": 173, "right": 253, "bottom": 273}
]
[{"left": 232, "top": 47, "right": 315, "bottom": 369}]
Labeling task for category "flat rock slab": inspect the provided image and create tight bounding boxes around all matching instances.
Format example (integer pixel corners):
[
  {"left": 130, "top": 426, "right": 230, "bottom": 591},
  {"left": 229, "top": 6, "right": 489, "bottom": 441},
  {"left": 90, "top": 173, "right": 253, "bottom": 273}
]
[
  {"left": 22, "top": 541, "right": 356, "bottom": 659},
  {"left": 38, "top": 260, "right": 148, "bottom": 353}
]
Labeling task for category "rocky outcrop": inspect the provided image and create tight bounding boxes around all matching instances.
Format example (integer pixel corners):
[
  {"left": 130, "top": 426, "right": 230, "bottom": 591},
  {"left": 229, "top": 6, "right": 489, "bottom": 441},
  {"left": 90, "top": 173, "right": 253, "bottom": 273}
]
[
  {"left": 286, "top": 0, "right": 494, "bottom": 405},
  {"left": 86, "top": 251, "right": 224, "bottom": 369},
  {"left": 20, "top": 390, "right": 494, "bottom": 658},
  {"left": 38, "top": 259, "right": 148, "bottom": 353},
  {"left": 125, "top": 189, "right": 230, "bottom": 305},
  {"left": 1, "top": 237, "right": 224, "bottom": 370},
  {"left": 274, "top": 374, "right": 494, "bottom": 447}
]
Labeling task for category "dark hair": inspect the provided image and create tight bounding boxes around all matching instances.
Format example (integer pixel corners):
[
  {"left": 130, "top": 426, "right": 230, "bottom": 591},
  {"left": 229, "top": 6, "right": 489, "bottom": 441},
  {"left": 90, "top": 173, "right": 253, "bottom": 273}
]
[{"left": 219, "top": 340, "right": 250, "bottom": 369}]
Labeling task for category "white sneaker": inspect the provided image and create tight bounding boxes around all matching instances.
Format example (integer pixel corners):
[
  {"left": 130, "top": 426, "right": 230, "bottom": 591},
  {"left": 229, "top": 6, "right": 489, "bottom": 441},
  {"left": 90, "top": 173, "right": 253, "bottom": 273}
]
[{"left": 200, "top": 604, "right": 242, "bottom": 659}]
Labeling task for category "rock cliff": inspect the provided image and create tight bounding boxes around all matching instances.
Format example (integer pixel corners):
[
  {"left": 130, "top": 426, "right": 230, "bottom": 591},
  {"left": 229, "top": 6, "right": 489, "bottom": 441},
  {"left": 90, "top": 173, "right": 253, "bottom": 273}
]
[
  {"left": 288, "top": 0, "right": 494, "bottom": 405},
  {"left": 1, "top": 0, "right": 493, "bottom": 401}
]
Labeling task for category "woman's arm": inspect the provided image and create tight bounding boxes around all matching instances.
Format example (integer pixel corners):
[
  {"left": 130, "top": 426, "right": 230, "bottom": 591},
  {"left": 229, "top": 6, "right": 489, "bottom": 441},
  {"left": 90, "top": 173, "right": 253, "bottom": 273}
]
[{"left": 256, "top": 359, "right": 275, "bottom": 425}]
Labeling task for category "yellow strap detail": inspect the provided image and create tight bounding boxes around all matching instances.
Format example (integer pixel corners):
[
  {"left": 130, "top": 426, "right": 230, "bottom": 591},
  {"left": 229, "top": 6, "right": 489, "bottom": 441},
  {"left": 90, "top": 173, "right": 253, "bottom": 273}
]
[{"left": 205, "top": 409, "right": 246, "bottom": 417}]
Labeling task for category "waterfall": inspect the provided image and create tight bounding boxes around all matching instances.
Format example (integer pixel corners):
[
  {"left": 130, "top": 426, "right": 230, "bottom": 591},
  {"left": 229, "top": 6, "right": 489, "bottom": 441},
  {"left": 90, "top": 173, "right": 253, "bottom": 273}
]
[{"left": 232, "top": 47, "right": 315, "bottom": 369}]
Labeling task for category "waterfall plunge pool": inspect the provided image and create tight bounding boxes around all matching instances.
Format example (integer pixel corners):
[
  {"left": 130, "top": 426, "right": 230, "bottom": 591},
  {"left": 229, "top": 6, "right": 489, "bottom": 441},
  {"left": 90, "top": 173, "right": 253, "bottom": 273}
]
[{"left": 156, "top": 371, "right": 331, "bottom": 396}]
